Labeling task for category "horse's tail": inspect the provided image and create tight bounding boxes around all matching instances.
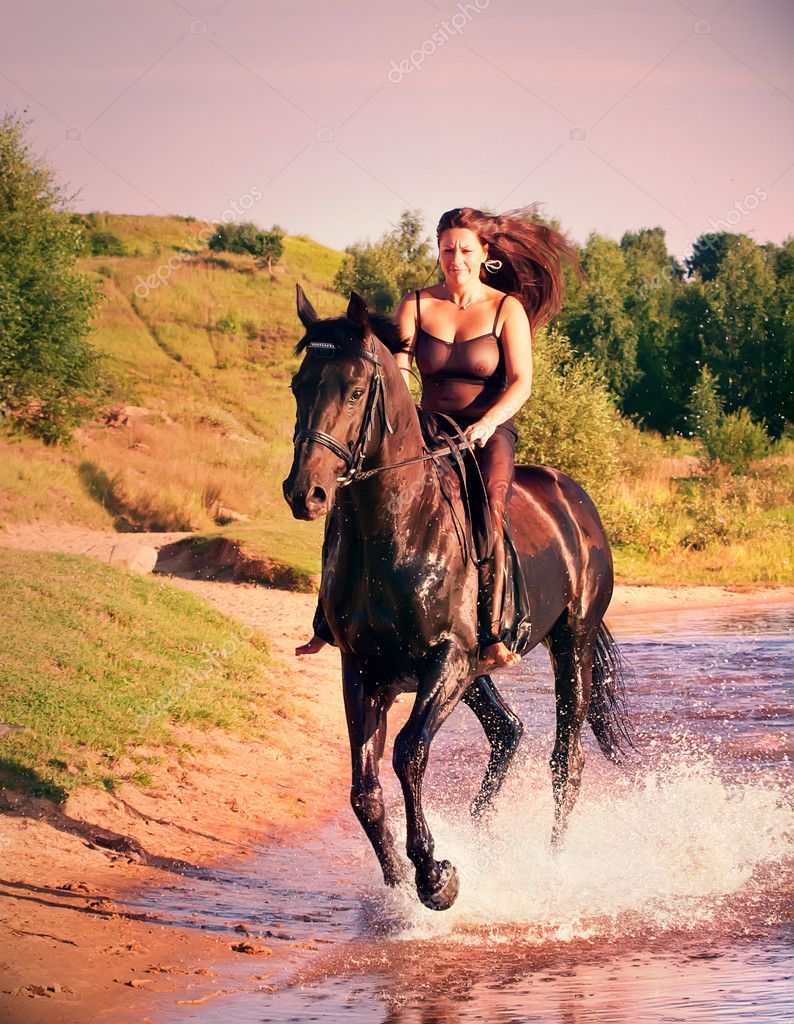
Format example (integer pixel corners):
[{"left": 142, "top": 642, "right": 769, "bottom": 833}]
[{"left": 587, "top": 622, "right": 634, "bottom": 763}]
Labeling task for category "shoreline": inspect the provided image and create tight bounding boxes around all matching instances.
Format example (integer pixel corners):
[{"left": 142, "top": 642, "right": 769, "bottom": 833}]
[
  {"left": 1, "top": 560, "right": 791, "bottom": 1021},
  {"left": 607, "top": 582, "right": 793, "bottom": 623}
]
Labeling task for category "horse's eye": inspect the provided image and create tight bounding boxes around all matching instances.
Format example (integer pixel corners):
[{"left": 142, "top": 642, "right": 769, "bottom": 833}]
[{"left": 351, "top": 388, "right": 365, "bottom": 401}]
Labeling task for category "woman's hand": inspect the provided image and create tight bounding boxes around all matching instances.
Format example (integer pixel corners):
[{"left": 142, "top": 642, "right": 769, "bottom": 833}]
[{"left": 463, "top": 416, "right": 497, "bottom": 448}]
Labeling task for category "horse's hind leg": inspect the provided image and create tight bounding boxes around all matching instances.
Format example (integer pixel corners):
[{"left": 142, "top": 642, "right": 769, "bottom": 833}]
[
  {"left": 546, "top": 618, "right": 595, "bottom": 847},
  {"left": 462, "top": 675, "right": 523, "bottom": 819},
  {"left": 342, "top": 656, "right": 404, "bottom": 886}
]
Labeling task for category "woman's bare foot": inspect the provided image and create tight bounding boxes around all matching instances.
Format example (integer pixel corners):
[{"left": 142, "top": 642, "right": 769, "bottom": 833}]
[
  {"left": 295, "top": 635, "right": 328, "bottom": 656},
  {"left": 478, "top": 641, "right": 521, "bottom": 671}
]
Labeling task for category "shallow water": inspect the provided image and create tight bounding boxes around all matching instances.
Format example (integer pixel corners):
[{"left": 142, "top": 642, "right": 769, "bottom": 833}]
[{"left": 144, "top": 605, "right": 793, "bottom": 1023}]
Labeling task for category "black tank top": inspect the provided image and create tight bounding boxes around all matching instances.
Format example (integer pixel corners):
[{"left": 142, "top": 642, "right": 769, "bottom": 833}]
[{"left": 412, "top": 290, "right": 512, "bottom": 424}]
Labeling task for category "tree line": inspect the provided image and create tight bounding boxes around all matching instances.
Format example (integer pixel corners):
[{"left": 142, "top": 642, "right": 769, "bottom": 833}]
[
  {"left": 558, "top": 226, "right": 792, "bottom": 439},
  {"left": 337, "top": 212, "right": 793, "bottom": 440},
  {"left": 1, "top": 110, "right": 790, "bottom": 448}
]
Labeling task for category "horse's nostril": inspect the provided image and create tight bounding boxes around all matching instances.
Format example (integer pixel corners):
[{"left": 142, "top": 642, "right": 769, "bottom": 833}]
[{"left": 308, "top": 485, "right": 327, "bottom": 507}]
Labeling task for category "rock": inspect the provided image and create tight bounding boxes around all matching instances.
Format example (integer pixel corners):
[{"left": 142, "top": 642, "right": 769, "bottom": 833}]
[
  {"left": 103, "top": 405, "right": 153, "bottom": 427},
  {"left": 57, "top": 881, "right": 91, "bottom": 893},
  {"left": 230, "top": 942, "right": 272, "bottom": 956},
  {"left": 0, "top": 721, "right": 32, "bottom": 736},
  {"left": 107, "top": 544, "right": 158, "bottom": 575},
  {"left": 89, "top": 832, "right": 145, "bottom": 857},
  {"left": 104, "top": 408, "right": 130, "bottom": 428}
]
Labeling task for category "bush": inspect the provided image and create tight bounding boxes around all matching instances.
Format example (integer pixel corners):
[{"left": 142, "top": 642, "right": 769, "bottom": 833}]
[
  {"left": 515, "top": 327, "right": 643, "bottom": 503},
  {"left": 214, "top": 310, "right": 244, "bottom": 335},
  {"left": 687, "top": 365, "right": 770, "bottom": 473},
  {"left": 707, "top": 407, "right": 770, "bottom": 472},
  {"left": 208, "top": 222, "right": 284, "bottom": 272},
  {"left": 89, "top": 230, "right": 125, "bottom": 256},
  {"left": 0, "top": 113, "right": 100, "bottom": 443}
]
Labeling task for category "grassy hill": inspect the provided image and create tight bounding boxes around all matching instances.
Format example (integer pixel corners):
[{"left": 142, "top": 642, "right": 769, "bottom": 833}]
[
  {"left": 0, "top": 213, "right": 790, "bottom": 587},
  {"left": 1, "top": 215, "right": 355, "bottom": 577}
]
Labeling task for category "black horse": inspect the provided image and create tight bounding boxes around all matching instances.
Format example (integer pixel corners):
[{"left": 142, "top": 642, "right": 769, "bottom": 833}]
[{"left": 283, "top": 286, "right": 631, "bottom": 911}]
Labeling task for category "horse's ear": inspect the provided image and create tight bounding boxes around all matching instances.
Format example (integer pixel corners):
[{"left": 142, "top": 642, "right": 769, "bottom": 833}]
[
  {"left": 346, "top": 290, "right": 370, "bottom": 329},
  {"left": 296, "top": 284, "right": 318, "bottom": 329}
]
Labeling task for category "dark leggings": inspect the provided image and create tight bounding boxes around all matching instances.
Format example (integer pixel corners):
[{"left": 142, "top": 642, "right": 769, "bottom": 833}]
[{"left": 459, "top": 418, "right": 517, "bottom": 644}]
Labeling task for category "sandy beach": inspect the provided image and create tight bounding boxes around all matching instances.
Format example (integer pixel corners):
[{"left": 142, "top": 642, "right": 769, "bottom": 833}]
[{"left": 0, "top": 527, "right": 791, "bottom": 1022}]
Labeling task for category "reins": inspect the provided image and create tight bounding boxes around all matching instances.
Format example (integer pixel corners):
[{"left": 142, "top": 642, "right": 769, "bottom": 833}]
[{"left": 293, "top": 331, "right": 495, "bottom": 567}]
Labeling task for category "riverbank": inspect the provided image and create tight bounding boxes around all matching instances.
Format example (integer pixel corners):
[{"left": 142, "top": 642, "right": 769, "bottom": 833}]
[
  {"left": 0, "top": 568, "right": 352, "bottom": 1024},
  {"left": 1, "top": 565, "right": 791, "bottom": 1022}
]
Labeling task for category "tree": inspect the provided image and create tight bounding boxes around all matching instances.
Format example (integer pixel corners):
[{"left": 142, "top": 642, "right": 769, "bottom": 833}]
[
  {"left": 334, "top": 209, "right": 438, "bottom": 312},
  {"left": 710, "top": 236, "right": 777, "bottom": 418},
  {"left": 619, "top": 227, "right": 683, "bottom": 431},
  {"left": 686, "top": 364, "right": 723, "bottom": 448},
  {"left": 687, "top": 366, "right": 769, "bottom": 472},
  {"left": 686, "top": 232, "right": 743, "bottom": 281},
  {"left": 556, "top": 233, "right": 639, "bottom": 397},
  {"left": 250, "top": 226, "right": 284, "bottom": 277},
  {"left": 0, "top": 113, "right": 99, "bottom": 442},
  {"left": 208, "top": 222, "right": 284, "bottom": 275}
]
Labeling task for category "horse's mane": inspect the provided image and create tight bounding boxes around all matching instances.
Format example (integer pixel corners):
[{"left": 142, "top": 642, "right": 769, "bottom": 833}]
[{"left": 294, "top": 312, "right": 404, "bottom": 357}]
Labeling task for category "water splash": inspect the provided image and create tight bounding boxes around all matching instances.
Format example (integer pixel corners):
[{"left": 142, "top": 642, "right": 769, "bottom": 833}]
[{"left": 374, "top": 755, "right": 792, "bottom": 943}]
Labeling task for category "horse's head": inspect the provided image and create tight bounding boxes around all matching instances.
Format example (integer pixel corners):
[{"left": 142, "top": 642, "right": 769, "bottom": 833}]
[{"left": 282, "top": 285, "right": 401, "bottom": 520}]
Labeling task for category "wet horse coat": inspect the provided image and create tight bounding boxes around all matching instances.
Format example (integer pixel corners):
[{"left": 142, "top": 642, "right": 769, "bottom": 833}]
[{"left": 283, "top": 287, "right": 631, "bottom": 910}]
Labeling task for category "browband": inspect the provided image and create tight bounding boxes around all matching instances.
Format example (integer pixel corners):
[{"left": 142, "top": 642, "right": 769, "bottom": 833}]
[{"left": 305, "top": 341, "right": 382, "bottom": 366}]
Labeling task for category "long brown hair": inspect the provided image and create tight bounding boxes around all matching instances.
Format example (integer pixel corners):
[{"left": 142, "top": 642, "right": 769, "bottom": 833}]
[{"left": 436, "top": 205, "right": 581, "bottom": 331}]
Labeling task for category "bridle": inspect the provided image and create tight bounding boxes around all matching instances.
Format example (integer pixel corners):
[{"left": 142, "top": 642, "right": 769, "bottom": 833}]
[
  {"left": 292, "top": 331, "right": 395, "bottom": 487},
  {"left": 291, "top": 329, "right": 479, "bottom": 486},
  {"left": 291, "top": 327, "right": 495, "bottom": 566}
]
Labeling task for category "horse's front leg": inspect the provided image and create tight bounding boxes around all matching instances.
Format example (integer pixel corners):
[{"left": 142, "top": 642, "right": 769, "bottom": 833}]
[
  {"left": 342, "top": 655, "right": 404, "bottom": 886},
  {"left": 392, "top": 639, "right": 470, "bottom": 911}
]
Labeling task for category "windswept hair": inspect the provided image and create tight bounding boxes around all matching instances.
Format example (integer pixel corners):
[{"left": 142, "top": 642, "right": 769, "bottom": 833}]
[{"left": 436, "top": 205, "right": 581, "bottom": 331}]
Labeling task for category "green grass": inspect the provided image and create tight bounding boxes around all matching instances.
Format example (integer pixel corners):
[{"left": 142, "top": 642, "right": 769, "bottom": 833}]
[
  {"left": 80, "top": 212, "right": 213, "bottom": 256},
  {"left": 612, "top": 527, "right": 793, "bottom": 587},
  {"left": 0, "top": 439, "right": 116, "bottom": 529},
  {"left": 0, "top": 548, "right": 280, "bottom": 799}
]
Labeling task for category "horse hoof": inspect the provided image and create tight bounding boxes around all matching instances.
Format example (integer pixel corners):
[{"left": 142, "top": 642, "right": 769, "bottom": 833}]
[{"left": 419, "top": 861, "right": 459, "bottom": 911}]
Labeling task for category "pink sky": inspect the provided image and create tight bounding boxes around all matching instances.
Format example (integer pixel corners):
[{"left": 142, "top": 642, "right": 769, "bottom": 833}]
[{"left": 1, "top": 0, "right": 792, "bottom": 259}]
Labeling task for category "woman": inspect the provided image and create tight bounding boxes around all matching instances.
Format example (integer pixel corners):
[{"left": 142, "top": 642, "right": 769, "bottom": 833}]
[{"left": 296, "top": 205, "right": 579, "bottom": 669}]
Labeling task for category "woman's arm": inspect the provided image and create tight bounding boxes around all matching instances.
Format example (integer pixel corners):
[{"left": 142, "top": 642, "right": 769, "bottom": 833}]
[
  {"left": 392, "top": 291, "right": 418, "bottom": 390},
  {"left": 463, "top": 295, "right": 533, "bottom": 446}
]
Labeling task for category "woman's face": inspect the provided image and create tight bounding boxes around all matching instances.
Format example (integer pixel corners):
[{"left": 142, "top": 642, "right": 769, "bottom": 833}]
[{"left": 438, "top": 228, "right": 488, "bottom": 287}]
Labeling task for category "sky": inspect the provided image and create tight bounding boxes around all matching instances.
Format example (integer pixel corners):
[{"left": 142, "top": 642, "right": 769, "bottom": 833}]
[{"left": 1, "top": 0, "right": 792, "bottom": 260}]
